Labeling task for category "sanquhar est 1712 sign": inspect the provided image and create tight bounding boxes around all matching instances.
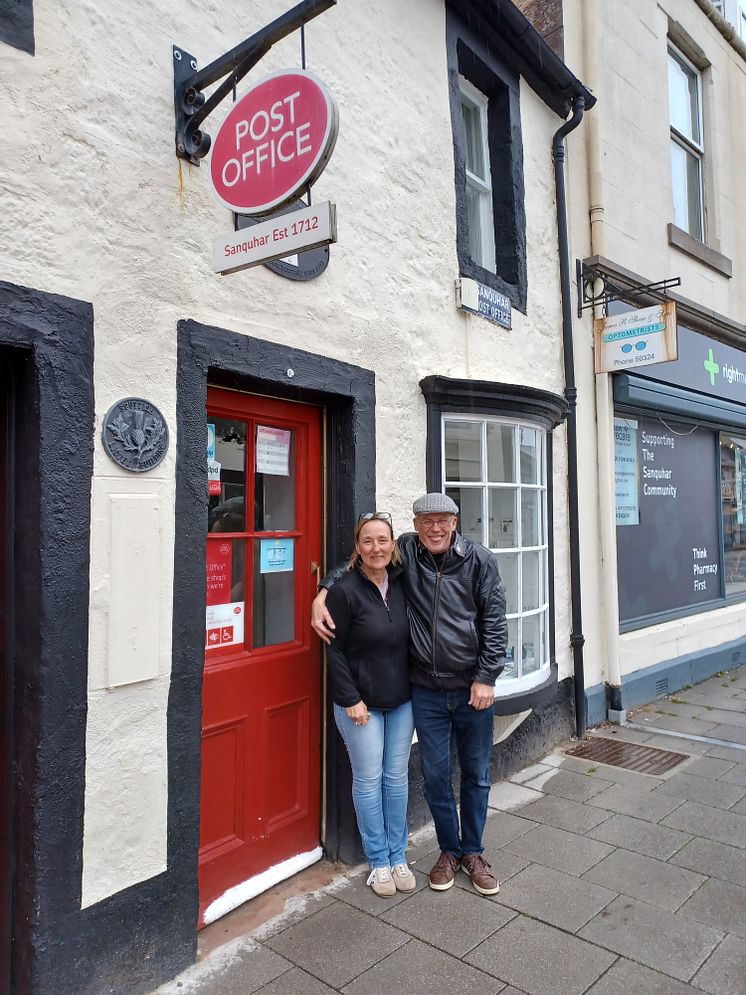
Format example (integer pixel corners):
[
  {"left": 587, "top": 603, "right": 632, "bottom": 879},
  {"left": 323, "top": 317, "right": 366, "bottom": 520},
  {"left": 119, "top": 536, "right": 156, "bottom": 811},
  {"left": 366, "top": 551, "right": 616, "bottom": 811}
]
[{"left": 209, "top": 69, "right": 338, "bottom": 215}]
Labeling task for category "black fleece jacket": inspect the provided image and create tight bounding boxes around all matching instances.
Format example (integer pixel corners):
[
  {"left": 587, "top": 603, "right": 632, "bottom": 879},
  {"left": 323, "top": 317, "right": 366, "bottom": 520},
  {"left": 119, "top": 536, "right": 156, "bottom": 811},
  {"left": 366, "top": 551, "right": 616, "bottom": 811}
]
[{"left": 325, "top": 564, "right": 410, "bottom": 710}]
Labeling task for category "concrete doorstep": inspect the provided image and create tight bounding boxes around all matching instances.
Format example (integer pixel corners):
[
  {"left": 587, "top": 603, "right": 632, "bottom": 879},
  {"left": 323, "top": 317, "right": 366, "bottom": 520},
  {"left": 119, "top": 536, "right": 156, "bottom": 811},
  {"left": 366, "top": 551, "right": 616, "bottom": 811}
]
[{"left": 155, "top": 671, "right": 746, "bottom": 995}]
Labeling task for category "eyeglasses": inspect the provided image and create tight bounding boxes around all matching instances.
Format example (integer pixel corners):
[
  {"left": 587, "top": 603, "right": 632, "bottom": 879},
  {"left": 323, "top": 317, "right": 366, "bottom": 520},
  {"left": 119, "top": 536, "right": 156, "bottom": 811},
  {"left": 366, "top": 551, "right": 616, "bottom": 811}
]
[
  {"left": 415, "top": 516, "right": 455, "bottom": 530},
  {"left": 357, "top": 511, "right": 392, "bottom": 523}
]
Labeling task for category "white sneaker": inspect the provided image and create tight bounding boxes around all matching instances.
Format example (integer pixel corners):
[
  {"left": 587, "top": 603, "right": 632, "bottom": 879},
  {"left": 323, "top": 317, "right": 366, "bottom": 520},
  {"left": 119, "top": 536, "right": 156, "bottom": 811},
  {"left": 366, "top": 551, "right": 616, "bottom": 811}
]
[
  {"left": 391, "top": 863, "right": 417, "bottom": 892},
  {"left": 366, "top": 866, "right": 396, "bottom": 897}
]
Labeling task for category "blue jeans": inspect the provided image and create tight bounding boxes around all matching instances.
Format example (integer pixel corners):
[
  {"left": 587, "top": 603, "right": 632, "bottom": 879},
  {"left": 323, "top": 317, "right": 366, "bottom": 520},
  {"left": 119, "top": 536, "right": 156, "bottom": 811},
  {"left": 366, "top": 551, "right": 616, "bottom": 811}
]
[
  {"left": 334, "top": 700, "right": 414, "bottom": 868},
  {"left": 411, "top": 685, "right": 493, "bottom": 858}
]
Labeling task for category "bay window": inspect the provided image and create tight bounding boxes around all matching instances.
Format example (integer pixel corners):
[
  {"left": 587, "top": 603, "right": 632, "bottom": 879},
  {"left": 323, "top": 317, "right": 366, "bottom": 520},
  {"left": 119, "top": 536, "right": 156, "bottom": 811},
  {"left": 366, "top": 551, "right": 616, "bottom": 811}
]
[{"left": 443, "top": 416, "right": 550, "bottom": 691}]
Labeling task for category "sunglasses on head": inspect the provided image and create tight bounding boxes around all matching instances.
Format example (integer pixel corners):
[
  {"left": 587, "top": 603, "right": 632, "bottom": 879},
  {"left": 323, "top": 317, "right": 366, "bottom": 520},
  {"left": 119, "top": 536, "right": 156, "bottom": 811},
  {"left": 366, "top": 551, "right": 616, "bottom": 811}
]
[{"left": 357, "top": 511, "right": 393, "bottom": 523}]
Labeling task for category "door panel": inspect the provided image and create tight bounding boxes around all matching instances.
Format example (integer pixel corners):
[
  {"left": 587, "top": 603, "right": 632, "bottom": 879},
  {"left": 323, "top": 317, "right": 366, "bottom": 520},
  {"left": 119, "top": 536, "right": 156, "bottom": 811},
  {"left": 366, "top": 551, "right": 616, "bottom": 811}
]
[{"left": 199, "top": 389, "right": 322, "bottom": 925}]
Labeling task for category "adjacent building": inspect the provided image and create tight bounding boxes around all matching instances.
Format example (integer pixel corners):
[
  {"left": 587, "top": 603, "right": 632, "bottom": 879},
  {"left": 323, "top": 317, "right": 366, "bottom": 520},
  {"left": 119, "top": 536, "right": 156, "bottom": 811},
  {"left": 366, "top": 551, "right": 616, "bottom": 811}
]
[{"left": 556, "top": 0, "right": 746, "bottom": 718}]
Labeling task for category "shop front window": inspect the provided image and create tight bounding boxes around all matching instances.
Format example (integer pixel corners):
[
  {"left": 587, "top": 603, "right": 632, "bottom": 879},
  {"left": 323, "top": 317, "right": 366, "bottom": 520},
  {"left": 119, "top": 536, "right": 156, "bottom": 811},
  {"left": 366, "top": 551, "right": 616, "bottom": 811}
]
[
  {"left": 720, "top": 433, "right": 746, "bottom": 598},
  {"left": 443, "top": 416, "right": 549, "bottom": 689},
  {"left": 616, "top": 416, "right": 746, "bottom": 622}
]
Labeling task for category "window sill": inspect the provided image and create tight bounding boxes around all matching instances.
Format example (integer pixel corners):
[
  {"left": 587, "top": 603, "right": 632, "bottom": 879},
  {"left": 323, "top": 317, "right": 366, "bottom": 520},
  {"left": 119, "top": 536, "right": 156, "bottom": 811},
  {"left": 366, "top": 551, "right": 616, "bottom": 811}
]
[
  {"left": 667, "top": 223, "right": 732, "bottom": 278},
  {"left": 492, "top": 662, "right": 557, "bottom": 716}
]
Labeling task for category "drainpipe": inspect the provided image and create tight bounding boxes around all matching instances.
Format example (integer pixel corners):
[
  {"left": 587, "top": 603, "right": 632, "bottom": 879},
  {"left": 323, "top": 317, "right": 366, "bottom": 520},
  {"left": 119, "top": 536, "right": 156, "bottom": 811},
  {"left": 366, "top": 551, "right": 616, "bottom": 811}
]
[
  {"left": 584, "top": 0, "right": 623, "bottom": 710},
  {"left": 553, "top": 95, "right": 588, "bottom": 737}
]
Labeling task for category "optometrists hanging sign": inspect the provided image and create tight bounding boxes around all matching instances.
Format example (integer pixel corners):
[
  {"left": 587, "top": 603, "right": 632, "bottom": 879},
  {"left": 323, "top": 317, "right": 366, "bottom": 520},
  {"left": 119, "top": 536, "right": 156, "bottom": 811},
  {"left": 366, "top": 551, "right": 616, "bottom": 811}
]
[
  {"left": 595, "top": 301, "right": 678, "bottom": 374},
  {"left": 210, "top": 69, "right": 338, "bottom": 215}
]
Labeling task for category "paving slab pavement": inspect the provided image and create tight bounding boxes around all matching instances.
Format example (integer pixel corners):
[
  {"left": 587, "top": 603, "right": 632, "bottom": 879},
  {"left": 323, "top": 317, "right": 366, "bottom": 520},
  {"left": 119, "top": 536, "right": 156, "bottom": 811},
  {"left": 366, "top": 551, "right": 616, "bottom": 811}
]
[{"left": 154, "top": 667, "right": 746, "bottom": 995}]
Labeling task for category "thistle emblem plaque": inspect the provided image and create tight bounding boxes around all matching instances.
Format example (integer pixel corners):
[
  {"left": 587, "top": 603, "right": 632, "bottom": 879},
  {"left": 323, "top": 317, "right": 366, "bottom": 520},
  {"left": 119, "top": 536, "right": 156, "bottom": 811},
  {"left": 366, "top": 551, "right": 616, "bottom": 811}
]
[{"left": 102, "top": 398, "right": 169, "bottom": 473}]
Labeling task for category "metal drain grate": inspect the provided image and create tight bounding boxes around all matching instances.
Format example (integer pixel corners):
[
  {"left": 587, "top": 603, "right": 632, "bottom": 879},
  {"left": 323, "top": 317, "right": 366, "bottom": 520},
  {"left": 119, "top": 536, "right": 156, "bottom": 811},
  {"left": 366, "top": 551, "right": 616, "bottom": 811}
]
[{"left": 566, "top": 737, "right": 688, "bottom": 775}]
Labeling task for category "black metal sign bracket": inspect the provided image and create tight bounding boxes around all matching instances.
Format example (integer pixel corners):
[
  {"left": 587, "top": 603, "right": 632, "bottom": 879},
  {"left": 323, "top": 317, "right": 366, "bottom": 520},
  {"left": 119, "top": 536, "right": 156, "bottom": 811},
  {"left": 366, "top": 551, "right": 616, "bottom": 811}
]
[
  {"left": 576, "top": 260, "right": 681, "bottom": 319},
  {"left": 173, "top": 0, "right": 336, "bottom": 165}
]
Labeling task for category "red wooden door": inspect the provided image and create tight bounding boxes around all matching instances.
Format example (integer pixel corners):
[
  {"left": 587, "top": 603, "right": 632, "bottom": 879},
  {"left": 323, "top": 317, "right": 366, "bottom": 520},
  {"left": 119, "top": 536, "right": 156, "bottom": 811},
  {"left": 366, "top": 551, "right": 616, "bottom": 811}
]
[{"left": 199, "top": 389, "right": 323, "bottom": 925}]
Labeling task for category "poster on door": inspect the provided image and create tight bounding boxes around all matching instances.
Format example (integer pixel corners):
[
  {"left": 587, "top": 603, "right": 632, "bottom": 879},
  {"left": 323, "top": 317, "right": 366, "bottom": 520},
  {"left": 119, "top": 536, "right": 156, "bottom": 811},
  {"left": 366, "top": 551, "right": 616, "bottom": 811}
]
[
  {"left": 205, "top": 602, "right": 244, "bottom": 650},
  {"left": 256, "top": 425, "right": 291, "bottom": 476},
  {"left": 206, "top": 542, "right": 233, "bottom": 605},
  {"left": 260, "top": 537, "right": 294, "bottom": 573}
]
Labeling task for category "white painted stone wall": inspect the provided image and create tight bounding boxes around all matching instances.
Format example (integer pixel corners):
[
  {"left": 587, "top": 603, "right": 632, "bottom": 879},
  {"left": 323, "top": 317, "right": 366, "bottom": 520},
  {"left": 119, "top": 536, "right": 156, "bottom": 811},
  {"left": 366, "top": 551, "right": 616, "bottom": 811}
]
[
  {"left": 4, "top": 0, "right": 572, "bottom": 903},
  {"left": 562, "top": 0, "right": 746, "bottom": 691}
]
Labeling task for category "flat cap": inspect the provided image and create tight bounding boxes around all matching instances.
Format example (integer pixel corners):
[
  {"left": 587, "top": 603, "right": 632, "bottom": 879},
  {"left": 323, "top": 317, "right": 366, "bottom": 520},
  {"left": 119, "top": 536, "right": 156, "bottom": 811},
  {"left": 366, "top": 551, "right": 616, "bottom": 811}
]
[{"left": 412, "top": 492, "right": 459, "bottom": 516}]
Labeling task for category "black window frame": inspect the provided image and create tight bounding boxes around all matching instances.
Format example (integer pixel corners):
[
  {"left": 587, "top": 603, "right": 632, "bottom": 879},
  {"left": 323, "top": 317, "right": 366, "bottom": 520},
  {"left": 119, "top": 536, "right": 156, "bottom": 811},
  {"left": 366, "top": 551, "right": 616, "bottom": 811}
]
[{"left": 446, "top": 3, "right": 528, "bottom": 312}]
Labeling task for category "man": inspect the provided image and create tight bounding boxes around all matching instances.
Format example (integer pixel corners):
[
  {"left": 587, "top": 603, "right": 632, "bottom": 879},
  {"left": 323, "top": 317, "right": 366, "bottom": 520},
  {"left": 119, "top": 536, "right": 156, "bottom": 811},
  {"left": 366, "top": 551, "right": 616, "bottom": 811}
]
[{"left": 312, "top": 493, "right": 507, "bottom": 895}]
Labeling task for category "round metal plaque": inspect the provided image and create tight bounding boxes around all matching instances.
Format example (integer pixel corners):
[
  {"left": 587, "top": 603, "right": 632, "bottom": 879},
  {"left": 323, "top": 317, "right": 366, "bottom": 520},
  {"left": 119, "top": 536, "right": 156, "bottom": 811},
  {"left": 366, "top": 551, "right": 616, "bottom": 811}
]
[{"left": 101, "top": 398, "right": 169, "bottom": 473}]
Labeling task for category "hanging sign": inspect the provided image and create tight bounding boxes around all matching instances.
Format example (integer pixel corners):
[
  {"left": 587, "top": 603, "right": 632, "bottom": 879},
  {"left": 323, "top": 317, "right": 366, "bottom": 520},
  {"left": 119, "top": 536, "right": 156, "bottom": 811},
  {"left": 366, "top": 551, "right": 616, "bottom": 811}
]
[
  {"left": 213, "top": 200, "right": 336, "bottom": 275},
  {"left": 236, "top": 198, "right": 331, "bottom": 282},
  {"left": 210, "top": 69, "right": 339, "bottom": 216},
  {"left": 595, "top": 301, "right": 677, "bottom": 374}
]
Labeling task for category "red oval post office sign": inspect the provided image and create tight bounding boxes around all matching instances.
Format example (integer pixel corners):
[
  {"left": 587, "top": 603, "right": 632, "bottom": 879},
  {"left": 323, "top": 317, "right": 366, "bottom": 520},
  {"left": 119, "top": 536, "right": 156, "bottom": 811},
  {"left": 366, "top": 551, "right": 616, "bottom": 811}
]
[{"left": 210, "top": 69, "right": 338, "bottom": 216}]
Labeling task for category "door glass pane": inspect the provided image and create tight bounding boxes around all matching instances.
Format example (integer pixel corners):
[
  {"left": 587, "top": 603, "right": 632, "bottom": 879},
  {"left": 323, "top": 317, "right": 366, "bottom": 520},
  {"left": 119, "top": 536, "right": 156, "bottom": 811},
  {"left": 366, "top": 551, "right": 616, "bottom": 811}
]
[
  {"left": 522, "top": 550, "right": 541, "bottom": 611},
  {"left": 254, "top": 425, "right": 295, "bottom": 531},
  {"left": 495, "top": 552, "right": 518, "bottom": 614},
  {"left": 522, "top": 613, "right": 541, "bottom": 675},
  {"left": 521, "top": 489, "right": 541, "bottom": 547},
  {"left": 444, "top": 420, "right": 482, "bottom": 481},
  {"left": 446, "top": 486, "right": 483, "bottom": 544},
  {"left": 205, "top": 539, "right": 245, "bottom": 652},
  {"left": 253, "top": 539, "right": 295, "bottom": 647},
  {"left": 208, "top": 418, "right": 247, "bottom": 532},
  {"left": 519, "top": 427, "right": 539, "bottom": 484},
  {"left": 487, "top": 424, "right": 515, "bottom": 482},
  {"left": 488, "top": 488, "right": 517, "bottom": 548},
  {"left": 499, "top": 618, "right": 518, "bottom": 680}
]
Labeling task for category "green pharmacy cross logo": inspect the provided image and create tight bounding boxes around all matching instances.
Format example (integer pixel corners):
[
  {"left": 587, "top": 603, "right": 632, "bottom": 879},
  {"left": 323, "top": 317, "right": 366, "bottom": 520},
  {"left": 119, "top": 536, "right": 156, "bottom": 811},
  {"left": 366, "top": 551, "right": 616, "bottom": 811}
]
[{"left": 704, "top": 348, "right": 720, "bottom": 386}]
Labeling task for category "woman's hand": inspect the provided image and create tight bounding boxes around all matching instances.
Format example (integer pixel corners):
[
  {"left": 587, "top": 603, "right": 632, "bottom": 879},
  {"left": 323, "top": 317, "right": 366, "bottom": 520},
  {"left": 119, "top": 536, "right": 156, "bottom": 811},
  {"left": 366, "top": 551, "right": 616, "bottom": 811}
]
[{"left": 346, "top": 701, "right": 370, "bottom": 726}]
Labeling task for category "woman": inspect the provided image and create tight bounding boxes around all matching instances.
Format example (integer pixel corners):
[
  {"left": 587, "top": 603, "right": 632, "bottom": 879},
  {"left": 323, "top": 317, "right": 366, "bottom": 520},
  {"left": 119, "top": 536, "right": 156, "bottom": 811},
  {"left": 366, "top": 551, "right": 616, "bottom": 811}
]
[{"left": 326, "top": 512, "right": 416, "bottom": 897}]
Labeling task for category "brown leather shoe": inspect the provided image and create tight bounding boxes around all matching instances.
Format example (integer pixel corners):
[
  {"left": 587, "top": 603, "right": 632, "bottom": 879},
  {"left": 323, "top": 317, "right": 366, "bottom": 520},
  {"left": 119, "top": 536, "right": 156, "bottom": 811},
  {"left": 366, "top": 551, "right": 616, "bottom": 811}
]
[
  {"left": 428, "top": 851, "right": 461, "bottom": 891},
  {"left": 461, "top": 854, "right": 500, "bottom": 895}
]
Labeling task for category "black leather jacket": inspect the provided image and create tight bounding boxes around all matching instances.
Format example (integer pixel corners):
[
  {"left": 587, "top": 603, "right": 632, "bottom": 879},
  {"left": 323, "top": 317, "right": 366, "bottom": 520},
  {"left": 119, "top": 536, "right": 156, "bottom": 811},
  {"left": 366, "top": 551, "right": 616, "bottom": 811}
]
[
  {"left": 397, "top": 532, "right": 507, "bottom": 686},
  {"left": 322, "top": 532, "right": 507, "bottom": 686}
]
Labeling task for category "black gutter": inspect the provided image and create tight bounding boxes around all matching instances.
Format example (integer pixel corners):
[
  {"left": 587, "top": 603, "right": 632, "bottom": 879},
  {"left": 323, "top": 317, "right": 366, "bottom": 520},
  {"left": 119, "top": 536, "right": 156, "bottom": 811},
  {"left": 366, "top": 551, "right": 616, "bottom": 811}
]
[
  {"left": 457, "top": 0, "right": 596, "bottom": 117},
  {"left": 552, "top": 95, "right": 588, "bottom": 737}
]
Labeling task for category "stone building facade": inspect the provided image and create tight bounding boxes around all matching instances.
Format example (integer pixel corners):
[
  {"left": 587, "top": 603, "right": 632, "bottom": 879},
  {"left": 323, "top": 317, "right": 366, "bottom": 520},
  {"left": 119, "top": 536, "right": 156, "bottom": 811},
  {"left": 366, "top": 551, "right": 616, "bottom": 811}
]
[{"left": 1, "top": 0, "right": 594, "bottom": 990}]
